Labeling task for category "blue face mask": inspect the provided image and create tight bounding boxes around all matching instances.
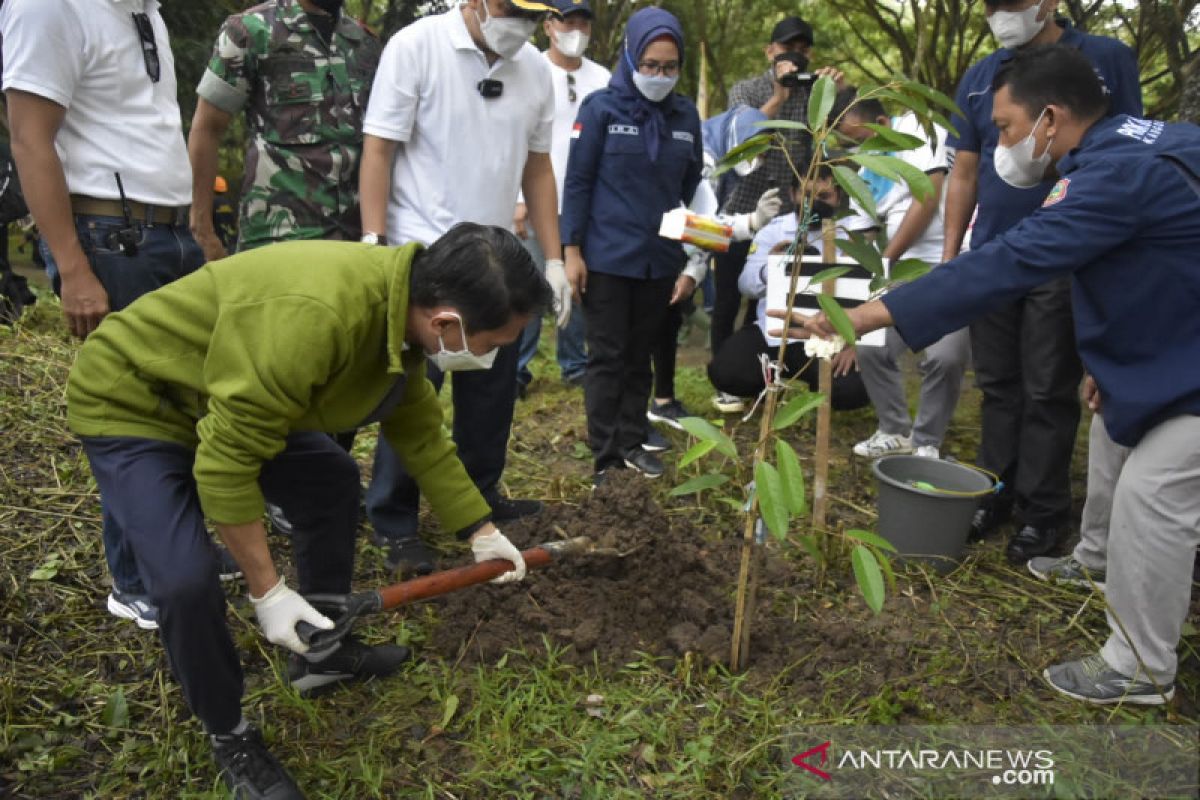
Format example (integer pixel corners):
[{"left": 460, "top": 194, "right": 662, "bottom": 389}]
[{"left": 632, "top": 71, "right": 678, "bottom": 102}]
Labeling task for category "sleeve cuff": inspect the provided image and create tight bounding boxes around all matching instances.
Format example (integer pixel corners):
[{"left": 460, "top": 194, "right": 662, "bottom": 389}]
[
  {"left": 455, "top": 515, "right": 493, "bottom": 541},
  {"left": 197, "top": 69, "right": 248, "bottom": 115}
]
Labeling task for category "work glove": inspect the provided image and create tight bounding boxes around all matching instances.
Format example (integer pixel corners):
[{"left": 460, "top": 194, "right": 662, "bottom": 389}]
[
  {"left": 471, "top": 529, "right": 527, "bottom": 584},
  {"left": 250, "top": 577, "right": 334, "bottom": 655},
  {"left": 545, "top": 258, "right": 573, "bottom": 329},
  {"left": 749, "top": 187, "right": 783, "bottom": 231}
]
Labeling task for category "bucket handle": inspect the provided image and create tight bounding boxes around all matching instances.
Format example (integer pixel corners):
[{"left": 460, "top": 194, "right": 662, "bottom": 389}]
[{"left": 907, "top": 461, "right": 1003, "bottom": 498}]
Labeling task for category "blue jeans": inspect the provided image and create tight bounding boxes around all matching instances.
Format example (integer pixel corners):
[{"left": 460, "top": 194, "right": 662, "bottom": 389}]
[
  {"left": 515, "top": 232, "right": 587, "bottom": 387},
  {"left": 43, "top": 214, "right": 204, "bottom": 595},
  {"left": 81, "top": 432, "right": 359, "bottom": 733}
]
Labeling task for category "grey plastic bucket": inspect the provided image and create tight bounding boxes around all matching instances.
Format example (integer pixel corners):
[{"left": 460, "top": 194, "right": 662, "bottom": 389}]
[{"left": 871, "top": 456, "right": 995, "bottom": 575}]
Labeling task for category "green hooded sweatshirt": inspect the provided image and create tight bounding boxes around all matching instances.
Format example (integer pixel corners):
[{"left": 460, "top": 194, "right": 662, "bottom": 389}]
[{"left": 67, "top": 240, "right": 490, "bottom": 531}]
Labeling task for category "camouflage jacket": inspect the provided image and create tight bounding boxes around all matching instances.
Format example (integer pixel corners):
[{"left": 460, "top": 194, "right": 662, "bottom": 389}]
[{"left": 197, "top": 0, "right": 381, "bottom": 250}]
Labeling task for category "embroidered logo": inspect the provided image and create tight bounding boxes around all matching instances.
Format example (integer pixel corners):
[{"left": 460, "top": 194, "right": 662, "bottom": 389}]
[
  {"left": 608, "top": 124, "right": 639, "bottom": 136},
  {"left": 1043, "top": 178, "right": 1070, "bottom": 207},
  {"left": 672, "top": 131, "right": 695, "bottom": 143}
]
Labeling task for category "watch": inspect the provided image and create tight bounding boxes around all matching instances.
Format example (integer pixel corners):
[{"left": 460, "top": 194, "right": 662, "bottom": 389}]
[{"left": 361, "top": 232, "right": 388, "bottom": 246}]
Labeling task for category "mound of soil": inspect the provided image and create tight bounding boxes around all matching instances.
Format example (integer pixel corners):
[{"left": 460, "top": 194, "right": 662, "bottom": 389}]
[{"left": 427, "top": 471, "right": 801, "bottom": 668}]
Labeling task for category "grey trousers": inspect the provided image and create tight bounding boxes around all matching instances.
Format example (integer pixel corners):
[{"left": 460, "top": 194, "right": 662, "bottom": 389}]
[
  {"left": 1096, "top": 414, "right": 1200, "bottom": 684},
  {"left": 1072, "top": 414, "right": 1132, "bottom": 570},
  {"left": 857, "top": 326, "right": 971, "bottom": 448}
]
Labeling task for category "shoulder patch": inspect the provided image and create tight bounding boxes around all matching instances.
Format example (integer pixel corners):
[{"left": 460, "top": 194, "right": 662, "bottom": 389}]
[
  {"left": 1043, "top": 178, "right": 1070, "bottom": 207},
  {"left": 571, "top": 122, "right": 582, "bottom": 139}
]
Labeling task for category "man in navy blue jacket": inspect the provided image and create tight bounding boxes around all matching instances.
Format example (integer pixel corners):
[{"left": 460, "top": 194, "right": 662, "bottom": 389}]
[
  {"left": 783, "top": 46, "right": 1199, "bottom": 706},
  {"left": 943, "top": 0, "right": 1142, "bottom": 564}
]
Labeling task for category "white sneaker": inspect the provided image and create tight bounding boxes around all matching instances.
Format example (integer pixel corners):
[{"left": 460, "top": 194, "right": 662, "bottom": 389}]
[
  {"left": 852, "top": 430, "right": 913, "bottom": 458},
  {"left": 914, "top": 445, "right": 941, "bottom": 459},
  {"left": 711, "top": 392, "right": 746, "bottom": 413}
]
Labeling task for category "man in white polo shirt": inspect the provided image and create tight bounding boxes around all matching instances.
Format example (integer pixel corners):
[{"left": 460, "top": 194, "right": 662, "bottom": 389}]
[
  {"left": 831, "top": 87, "right": 970, "bottom": 462},
  {"left": 1, "top": 0, "right": 207, "bottom": 631},
  {"left": 513, "top": 0, "right": 609, "bottom": 395},
  {"left": 358, "top": 0, "right": 569, "bottom": 574}
]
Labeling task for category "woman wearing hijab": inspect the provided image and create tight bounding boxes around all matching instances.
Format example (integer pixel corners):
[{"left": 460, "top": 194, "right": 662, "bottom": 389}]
[{"left": 560, "top": 7, "right": 703, "bottom": 484}]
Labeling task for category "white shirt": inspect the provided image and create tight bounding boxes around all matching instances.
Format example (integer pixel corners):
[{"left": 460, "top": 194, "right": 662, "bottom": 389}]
[
  {"left": 0, "top": 0, "right": 192, "bottom": 205},
  {"left": 848, "top": 112, "right": 950, "bottom": 264},
  {"left": 363, "top": 8, "right": 554, "bottom": 244},
  {"left": 544, "top": 54, "right": 608, "bottom": 211}
]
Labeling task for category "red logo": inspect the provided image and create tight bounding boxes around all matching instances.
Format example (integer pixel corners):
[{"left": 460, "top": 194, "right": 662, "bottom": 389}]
[{"left": 792, "top": 741, "right": 833, "bottom": 781}]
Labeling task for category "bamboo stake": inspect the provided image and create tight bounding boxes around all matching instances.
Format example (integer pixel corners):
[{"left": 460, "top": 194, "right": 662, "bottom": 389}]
[{"left": 813, "top": 219, "right": 837, "bottom": 564}]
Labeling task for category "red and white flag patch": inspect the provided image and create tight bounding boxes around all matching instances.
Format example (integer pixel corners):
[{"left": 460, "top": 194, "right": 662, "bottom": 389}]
[{"left": 571, "top": 122, "right": 583, "bottom": 139}]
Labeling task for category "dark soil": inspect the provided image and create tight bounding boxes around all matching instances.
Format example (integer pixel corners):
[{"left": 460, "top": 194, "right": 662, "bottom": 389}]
[{"left": 428, "top": 470, "right": 810, "bottom": 670}]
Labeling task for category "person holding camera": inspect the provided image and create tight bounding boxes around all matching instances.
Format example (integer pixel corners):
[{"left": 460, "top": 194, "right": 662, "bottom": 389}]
[
  {"left": 2, "top": 0, "right": 210, "bottom": 632},
  {"left": 357, "top": 0, "right": 569, "bottom": 576},
  {"left": 708, "top": 16, "right": 844, "bottom": 414}
]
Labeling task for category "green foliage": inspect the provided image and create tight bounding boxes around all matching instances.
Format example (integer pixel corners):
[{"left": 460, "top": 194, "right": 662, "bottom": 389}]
[
  {"left": 754, "top": 461, "right": 788, "bottom": 541},
  {"left": 772, "top": 391, "right": 825, "bottom": 431},
  {"left": 669, "top": 473, "right": 731, "bottom": 497},
  {"left": 816, "top": 293, "right": 857, "bottom": 346},
  {"left": 807, "top": 76, "right": 838, "bottom": 131},
  {"left": 677, "top": 417, "right": 738, "bottom": 459},
  {"left": 774, "top": 439, "right": 808, "bottom": 517},
  {"left": 852, "top": 546, "right": 885, "bottom": 614}
]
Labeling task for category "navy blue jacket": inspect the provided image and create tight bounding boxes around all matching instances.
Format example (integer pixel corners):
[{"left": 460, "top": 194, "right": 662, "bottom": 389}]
[
  {"left": 949, "top": 22, "right": 1142, "bottom": 247},
  {"left": 560, "top": 88, "right": 704, "bottom": 280},
  {"left": 885, "top": 115, "right": 1200, "bottom": 448}
]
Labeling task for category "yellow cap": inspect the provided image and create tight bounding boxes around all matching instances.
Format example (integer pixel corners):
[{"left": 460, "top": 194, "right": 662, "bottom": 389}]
[{"left": 510, "top": 0, "right": 556, "bottom": 12}]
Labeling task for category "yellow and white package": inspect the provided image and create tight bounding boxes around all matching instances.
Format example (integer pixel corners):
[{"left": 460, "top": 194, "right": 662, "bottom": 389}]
[{"left": 658, "top": 208, "right": 734, "bottom": 253}]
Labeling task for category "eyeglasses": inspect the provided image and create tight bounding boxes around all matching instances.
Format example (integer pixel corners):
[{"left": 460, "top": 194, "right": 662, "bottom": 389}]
[
  {"left": 567, "top": 72, "right": 577, "bottom": 104},
  {"left": 637, "top": 60, "right": 680, "bottom": 77},
  {"left": 131, "top": 13, "right": 160, "bottom": 83}
]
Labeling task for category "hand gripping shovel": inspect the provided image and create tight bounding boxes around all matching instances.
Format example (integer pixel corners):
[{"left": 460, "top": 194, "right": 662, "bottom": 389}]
[{"left": 295, "top": 536, "right": 598, "bottom": 650}]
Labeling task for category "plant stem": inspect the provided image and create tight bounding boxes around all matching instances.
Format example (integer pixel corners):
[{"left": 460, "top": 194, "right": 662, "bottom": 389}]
[{"left": 814, "top": 219, "right": 837, "bottom": 577}]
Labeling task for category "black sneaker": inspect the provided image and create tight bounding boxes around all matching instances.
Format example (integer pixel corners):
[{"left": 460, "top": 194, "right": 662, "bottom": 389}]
[
  {"left": 646, "top": 399, "right": 691, "bottom": 431},
  {"left": 217, "top": 545, "right": 243, "bottom": 583},
  {"left": 211, "top": 726, "right": 305, "bottom": 799},
  {"left": 624, "top": 449, "right": 665, "bottom": 478},
  {"left": 487, "top": 495, "right": 543, "bottom": 522},
  {"left": 382, "top": 537, "right": 436, "bottom": 577},
  {"left": 642, "top": 427, "right": 672, "bottom": 453},
  {"left": 265, "top": 503, "right": 294, "bottom": 537},
  {"left": 287, "top": 636, "right": 412, "bottom": 698}
]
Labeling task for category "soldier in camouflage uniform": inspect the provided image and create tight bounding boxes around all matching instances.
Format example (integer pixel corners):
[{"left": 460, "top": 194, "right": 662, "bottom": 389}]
[{"left": 188, "top": 0, "right": 381, "bottom": 259}]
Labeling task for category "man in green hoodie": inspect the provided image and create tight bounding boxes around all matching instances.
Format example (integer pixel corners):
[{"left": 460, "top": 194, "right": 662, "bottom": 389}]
[{"left": 67, "top": 223, "right": 551, "bottom": 799}]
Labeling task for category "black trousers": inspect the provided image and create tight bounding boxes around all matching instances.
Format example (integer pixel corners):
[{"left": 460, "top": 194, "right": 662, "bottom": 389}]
[
  {"left": 651, "top": 297, "right": 690, "bottom": 400},
  {"left": 707, "top": 324, "right": 870, "bottom": 411},
  {"left": 969, "top": 277, "right": 1082, "bottom": 527},
  {"left": 366, "top": 340, "right": 519, "bottom": 540},
  {"left": 710, "top": 239, "right": 752, "bottom": 355},
  {"left": 584, "top": 271, "right": 674, "bottom": 470},
  {"left": 82, "top": 432, "right": 359, "bottom": 734}
]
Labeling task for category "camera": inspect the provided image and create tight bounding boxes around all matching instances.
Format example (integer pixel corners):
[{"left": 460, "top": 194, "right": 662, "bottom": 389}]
[
  {"left": 477, "top": 79, "right": 504, "bottom": 99},
  {"left": 774, "top": 52, "right": 815, "bottom": 90}
]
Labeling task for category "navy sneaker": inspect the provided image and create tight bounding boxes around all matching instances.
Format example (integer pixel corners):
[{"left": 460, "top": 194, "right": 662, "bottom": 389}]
[
  {"left": 646, "top": 399, "right": 691, "bottom": 431},
  {"left": 287, "top": 636, "right": 412, "bottom": 698},
  {"left": 1044, "top": 654, "right": 1173, "bottom": 706},
  {"left": 211, "top": 726, "right": 305, "bottom": 799},
  {"left": 642, "top": 427, "right": 672, "bottom": 453},
  {"left": 107, "top": 589, "right": 158, "bottom": 630}
]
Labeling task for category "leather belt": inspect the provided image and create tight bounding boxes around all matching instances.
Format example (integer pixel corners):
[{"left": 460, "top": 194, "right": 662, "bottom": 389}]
[{"left": 70, "top": 195, "right": 190, "bottom": 226}]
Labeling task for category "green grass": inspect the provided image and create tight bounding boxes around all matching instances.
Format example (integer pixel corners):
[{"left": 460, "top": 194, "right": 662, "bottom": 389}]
[{"left": 1, "top": 294, "right": 1196, "bottom": 798}]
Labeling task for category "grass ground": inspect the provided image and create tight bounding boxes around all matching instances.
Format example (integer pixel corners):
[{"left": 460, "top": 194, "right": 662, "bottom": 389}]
[{"left": 1, "top": 289, "right": 1196, "bottom": 799}]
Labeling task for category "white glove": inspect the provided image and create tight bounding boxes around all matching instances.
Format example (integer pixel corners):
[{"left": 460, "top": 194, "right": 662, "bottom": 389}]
[
  {"left": 471, "top": 529, "right": 527, "bottom": 584},
  {"left": 250, "top": 577, "right": 334, "bottom": 655},
  {"left": 750, "top": 187, "right": 783, "bottom": 231},
  {"left": 545, "top": 258, "right": 573, "bottom": 329}
]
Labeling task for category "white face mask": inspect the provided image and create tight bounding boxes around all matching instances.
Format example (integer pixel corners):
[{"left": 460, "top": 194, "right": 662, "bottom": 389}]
[
  {"left": 427, "top": 313, "right": 498, "bottom": 372},
  {"left": 987, "top": 4, "right": 1046, "bottom": 49},
  {"left": 555, "top": 29, "right": 589, "bottom": 59},
  {"left": 632, "top": 72, "right": 678, "bottom": 103},
  {"left": 475, "top": 2, "right": 537, "bottom": 60},
  {"left": 734, "top": 156, "right": 761, "bottom": 177},
  {"left": 994, "top": 108, "right": 1053, "bottom": 189}
]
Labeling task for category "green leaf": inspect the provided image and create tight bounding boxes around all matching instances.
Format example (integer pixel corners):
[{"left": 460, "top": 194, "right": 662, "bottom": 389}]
[
  {"left": 712, "top": 134, "right": 773, "bottom": 177},
  {"left": 795, "top": 534, "right": 824, "bottom": 565},
  {"left": 807, "top": 75, "right": 837, "bottom": 131},
  {"left": 834, "top": 235, "right": 885, "bottom": 276},
  {"left": 899, "top": 80, "right": 962, "bottom": 117},
  {"left": 807, "top": 266, "right": 851, "bottom": 285},
  {"left": 773, "top": 391, "right": 825, "bottom": 430},
  {"left": 440, "top": 694, "right": 460, "bottom": 730},
  {"left": 848, "top": 152, "right": 904, "bottom": 183},
  {"left": 669, "top": 473, "right": 730, "bottom": 497},
  {"left": 859, "top": 123, "right": 925, "bottom": 151},
  {"left": 754, "top": 119, "right": 810, "bottom": 132},
  {"left": 852, "top": 546, "right": 886, "bottom": 614},
  {"left": 677, "top": 416, "right": 738, "bottom": 459},
  {"left": 816, "top": 293, "right": 857, "bottom": 346},
  {"left": 845, "top": 528, "right": 898, "bottom": 553},
  {"left": 876, "top": 87, "right": 927, "bottom": 115},
  {"left": 775, "top": 439, "right": 808, "bottom": 516},
  {"left": 678, "top": 439, "right": 717, "bottom": 469},
  {"left": 102, "top": 688, "right": 129, "bottom": 729},
  {"left": 29, "top": 556, "right": 61, "bottom": 582},
  {"left": 831, "top": 165, "right": 876, "bottom": 220},
  {"left": 850, "top": 153, "right": 935, "bottom": 203},
  {"left": 889, "top": 258, "right": 931, "bottom": 283},
  {"left": 754, "top": 461, "right": 789, "bottom": 542},
  {"left": 925, "top": 109, "right": 960, "bottom": 140}
]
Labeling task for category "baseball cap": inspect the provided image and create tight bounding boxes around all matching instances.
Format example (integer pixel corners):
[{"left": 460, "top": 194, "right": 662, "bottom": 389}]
[
  {"left": 548, "top": 0, "right": 593, "bottom": 16},
  {"left": 509, "top": 0, "right": 557, "bottom": 12},
  {"left": 770, "top": 16, "right": 814, "bottom": 46}
]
